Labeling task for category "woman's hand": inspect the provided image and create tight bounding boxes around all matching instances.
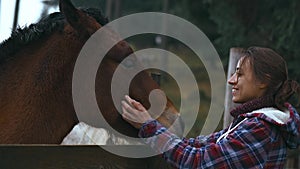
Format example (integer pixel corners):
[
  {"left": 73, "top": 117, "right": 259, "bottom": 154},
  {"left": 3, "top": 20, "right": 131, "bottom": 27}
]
[{"left": 121, "top": 95, "right": 153, "bottom": 129}]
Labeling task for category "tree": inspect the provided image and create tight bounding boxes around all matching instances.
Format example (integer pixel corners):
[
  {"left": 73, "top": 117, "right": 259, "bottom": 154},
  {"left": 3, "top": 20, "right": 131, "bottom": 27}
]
[{"left": 202, "top": 0, "right": 300, "bottom": 81}]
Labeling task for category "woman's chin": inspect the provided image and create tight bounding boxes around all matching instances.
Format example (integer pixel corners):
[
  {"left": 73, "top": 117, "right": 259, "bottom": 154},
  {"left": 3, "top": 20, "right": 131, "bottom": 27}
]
[
  {"left": 232, "top": 97, "right": 238, "bottom": 103},
  {"left": 232, "top": 97, "right": 242, "bottom": 104}
]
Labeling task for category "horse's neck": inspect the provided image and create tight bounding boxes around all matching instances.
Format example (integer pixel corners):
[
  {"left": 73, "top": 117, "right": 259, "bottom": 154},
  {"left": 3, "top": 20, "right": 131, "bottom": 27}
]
[
  {"left": 1, "top": 31, "right": 79, "bottom": 96},
  {"left": 0, "top": 31, "right": 82, "bottom": 143}
]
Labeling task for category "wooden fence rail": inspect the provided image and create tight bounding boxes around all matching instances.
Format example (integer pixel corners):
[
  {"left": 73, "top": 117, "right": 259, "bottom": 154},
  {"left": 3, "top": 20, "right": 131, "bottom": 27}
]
[
  {"left": 0, "top": 145, "right": 174, "bottom": 169},
  {"left": 1, "top": 145, "right": 299, "bottom": 168}
]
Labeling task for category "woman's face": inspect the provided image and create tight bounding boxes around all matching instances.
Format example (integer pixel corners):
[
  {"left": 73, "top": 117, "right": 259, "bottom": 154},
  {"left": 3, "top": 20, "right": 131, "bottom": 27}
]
[{"left": 228, "top": 58, "right": 267, "bottom": 103}]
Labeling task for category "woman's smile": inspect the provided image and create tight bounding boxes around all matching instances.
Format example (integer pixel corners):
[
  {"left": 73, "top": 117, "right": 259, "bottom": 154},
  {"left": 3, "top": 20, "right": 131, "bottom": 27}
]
[{"left": 228, "top": 58, "right": 267, "bottom": 103}]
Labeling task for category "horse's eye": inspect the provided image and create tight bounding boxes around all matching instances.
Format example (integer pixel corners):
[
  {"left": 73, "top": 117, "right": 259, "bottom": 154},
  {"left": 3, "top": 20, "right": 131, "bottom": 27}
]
[{"left": 122, "top": 58, "right": 135, "bottom": 68}]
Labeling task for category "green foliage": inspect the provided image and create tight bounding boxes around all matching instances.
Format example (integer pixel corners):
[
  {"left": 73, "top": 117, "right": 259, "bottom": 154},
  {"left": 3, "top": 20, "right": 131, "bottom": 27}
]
[
  {"left": 203, "top": 0, "right": 300, "bottom": 81},
  {"left": 54, "top": 0, "right": 300, "bottom": 80},
  {"left": 119, "top": 0, "right": 162, "bottom": 14},
  {"left": 72, "top": 0, "right": 105, "bottom": 9}
]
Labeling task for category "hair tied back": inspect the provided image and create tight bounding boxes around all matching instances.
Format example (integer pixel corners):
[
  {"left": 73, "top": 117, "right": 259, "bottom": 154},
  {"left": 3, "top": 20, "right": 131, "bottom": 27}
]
[{"left": 279, "top": 80, "right": 300, "bottom": 108}]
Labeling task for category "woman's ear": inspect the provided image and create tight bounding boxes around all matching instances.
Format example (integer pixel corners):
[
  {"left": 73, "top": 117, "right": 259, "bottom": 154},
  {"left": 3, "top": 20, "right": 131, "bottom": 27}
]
[
  {"left": 258, "top": 74, "right": 270, "bottom": 89},
  {"left": 259, "top": 83, "right": 268, "bottom": 89}
]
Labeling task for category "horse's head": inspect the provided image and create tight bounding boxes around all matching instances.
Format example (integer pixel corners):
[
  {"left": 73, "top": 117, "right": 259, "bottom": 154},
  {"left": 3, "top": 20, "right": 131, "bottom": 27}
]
[{"left": 59, "top": 0, "right": 184, "bottom": 137}]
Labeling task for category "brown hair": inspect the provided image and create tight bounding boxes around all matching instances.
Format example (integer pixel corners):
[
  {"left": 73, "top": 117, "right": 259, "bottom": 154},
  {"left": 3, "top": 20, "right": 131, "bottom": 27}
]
[{"left": 241, "top": 46, "right": 300, "bottom": 110}]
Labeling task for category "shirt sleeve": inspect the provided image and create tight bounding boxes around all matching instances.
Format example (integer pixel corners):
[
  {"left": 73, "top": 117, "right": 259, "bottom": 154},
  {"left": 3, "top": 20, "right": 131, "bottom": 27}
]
[
  {"left": 139, "top": 120, "right": 225, "bottom": 147},
  {"left": 139, "top": 119, "right": 273, "bottom": 168}
]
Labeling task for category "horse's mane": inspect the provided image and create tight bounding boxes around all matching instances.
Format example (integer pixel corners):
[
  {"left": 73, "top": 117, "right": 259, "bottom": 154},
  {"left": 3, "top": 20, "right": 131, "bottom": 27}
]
[{"left": 0, "top": 8, "right": 108, "bottom": 65}]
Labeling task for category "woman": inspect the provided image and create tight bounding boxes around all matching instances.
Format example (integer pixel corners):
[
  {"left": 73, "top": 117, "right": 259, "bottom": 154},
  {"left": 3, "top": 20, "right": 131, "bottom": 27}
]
[{"left": 121, "top": 47, "right": 300, "bottom": 168}]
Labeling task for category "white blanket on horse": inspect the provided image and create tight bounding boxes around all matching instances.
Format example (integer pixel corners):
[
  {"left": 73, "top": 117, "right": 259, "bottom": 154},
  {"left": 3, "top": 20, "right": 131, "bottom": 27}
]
[{"left": 61, "top": 122, "right": 142, "bottom": 145}]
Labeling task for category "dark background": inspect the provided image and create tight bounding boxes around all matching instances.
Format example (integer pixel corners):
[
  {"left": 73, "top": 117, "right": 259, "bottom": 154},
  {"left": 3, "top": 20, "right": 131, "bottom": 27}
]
[{"left": 38, "top": 0, "right": 300, "bottom": 80}]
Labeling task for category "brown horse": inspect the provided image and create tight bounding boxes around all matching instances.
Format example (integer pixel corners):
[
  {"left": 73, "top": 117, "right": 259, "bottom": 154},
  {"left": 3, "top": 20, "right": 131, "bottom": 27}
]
[{"left": 0, "top": 0, "right": 183, "bottom": 144}]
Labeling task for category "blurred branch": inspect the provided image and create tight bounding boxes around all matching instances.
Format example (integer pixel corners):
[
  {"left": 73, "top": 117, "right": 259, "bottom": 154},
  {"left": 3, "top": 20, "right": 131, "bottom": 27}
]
[{"left": 12, "top": 0, "right": 20, "bottom": 32}]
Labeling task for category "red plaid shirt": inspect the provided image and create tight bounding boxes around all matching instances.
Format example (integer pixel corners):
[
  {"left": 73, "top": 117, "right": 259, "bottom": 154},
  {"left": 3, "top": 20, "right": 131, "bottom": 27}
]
[{"left": 139, "top": 104, "right": 300, "bottom": 169}]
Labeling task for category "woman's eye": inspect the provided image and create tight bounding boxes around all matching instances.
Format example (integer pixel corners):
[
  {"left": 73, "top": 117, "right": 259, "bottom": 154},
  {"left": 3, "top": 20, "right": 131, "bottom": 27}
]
[
  {"left": 236, "top": 70, "right": 242, "bottom": 76},
  {"left": 230, "top": 71, "right": 242, "bottom": 78}
]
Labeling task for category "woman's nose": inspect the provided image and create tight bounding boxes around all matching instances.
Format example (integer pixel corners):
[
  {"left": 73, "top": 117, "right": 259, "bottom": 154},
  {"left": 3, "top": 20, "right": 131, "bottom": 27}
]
[{"left": 228, "top": 73, "right": 237, "bottom": 85}]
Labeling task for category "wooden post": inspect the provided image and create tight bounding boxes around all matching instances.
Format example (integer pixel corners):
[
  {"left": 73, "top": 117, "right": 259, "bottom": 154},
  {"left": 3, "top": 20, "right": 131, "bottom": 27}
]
[
  {"left": 114, "top": 0, "right": 121, "bottom": 19},
  {"left": 223, "top": 48, "right": 244, "bottom": 128},
  {"left": 105, "top": 0, "right": 113, "bottom": 20}
]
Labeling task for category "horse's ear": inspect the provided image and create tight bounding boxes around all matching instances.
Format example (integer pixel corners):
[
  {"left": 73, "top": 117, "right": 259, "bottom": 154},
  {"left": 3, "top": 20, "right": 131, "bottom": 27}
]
[{"left": 59, "top": 0, "right": 101, "bottom": 39}]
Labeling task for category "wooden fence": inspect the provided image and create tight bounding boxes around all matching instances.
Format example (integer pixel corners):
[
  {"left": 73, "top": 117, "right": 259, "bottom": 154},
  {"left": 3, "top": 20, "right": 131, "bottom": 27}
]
[
  {"left": 0, "top": 145, "right": 299, "bottom": 168},
  {"left": 0, "top": 145, "right": 174, "bottom": 169}
]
